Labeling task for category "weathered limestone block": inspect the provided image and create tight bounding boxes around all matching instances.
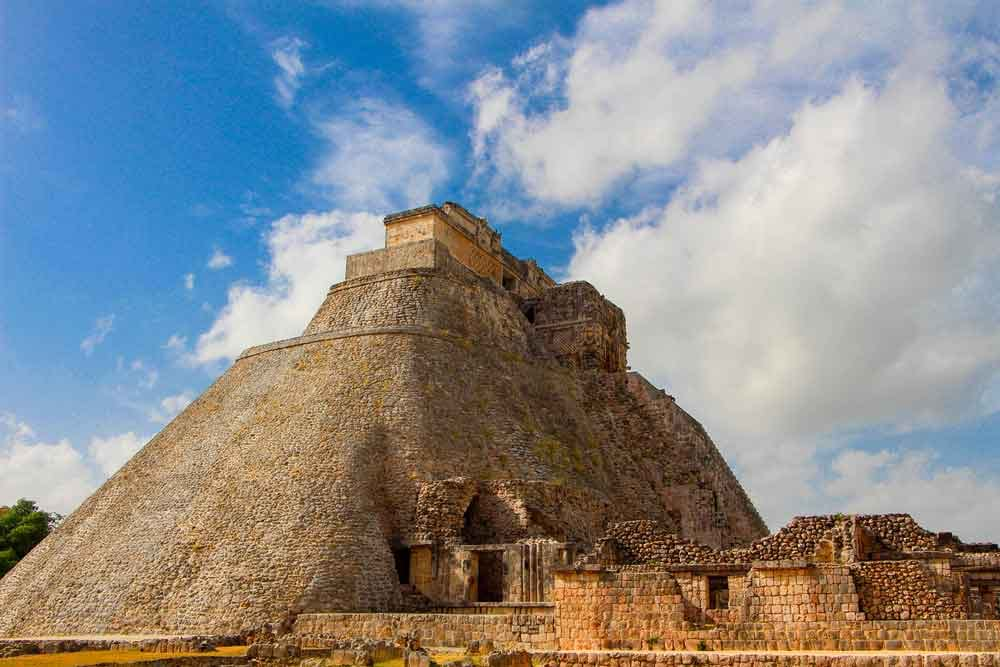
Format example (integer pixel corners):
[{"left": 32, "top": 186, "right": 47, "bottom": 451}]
[{"left": 485, "top": 650, "right": 532, "bottom": 667}]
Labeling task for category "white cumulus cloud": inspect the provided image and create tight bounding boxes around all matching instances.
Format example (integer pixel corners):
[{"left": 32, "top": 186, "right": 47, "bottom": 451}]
[
  {"left": 470, "top": 3, "right": 756, "bottom": 205},
  {"left": 193, "top": 211, "right": 385, "bottom": 364},
  {"left": 0, "top": 415, "right": 145, "bottom": 515},
  {"left": 310, "top": 99, "right": 449, "bottom": 212},
  {"left": 0, "top": 415, "right": 153, "bottom": 515},
  {"left": 87, "top": 431, "right": 149, "bottom": 478},
  {"left": 567, "top": 70, "right": 1000, "bottom": 532},
  {"left": 826, "top": 448, "right": 1000, "bottom": 543},
  {"left": 469, "top": 0, "right": 986, "bottom": 209}
]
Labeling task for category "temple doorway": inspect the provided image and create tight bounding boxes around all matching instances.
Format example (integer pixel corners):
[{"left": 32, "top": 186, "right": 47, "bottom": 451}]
[{"left": 477, "top": 550, "right": 504, "bottom": 602}]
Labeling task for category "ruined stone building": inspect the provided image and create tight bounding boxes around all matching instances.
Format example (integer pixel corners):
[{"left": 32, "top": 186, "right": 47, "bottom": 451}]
[{"left": 1, "top": 203, "right": 997, "bottom": 651}]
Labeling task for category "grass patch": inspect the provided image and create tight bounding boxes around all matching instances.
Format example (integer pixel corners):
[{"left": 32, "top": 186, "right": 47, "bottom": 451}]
[{"left": 0, "top": 645, "right": 246, "bottom": 667}]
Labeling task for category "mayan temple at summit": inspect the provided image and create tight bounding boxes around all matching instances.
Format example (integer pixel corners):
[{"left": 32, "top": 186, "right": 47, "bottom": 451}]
[{"left": 1, "top": 203, "right": 999, "bottom": 651}]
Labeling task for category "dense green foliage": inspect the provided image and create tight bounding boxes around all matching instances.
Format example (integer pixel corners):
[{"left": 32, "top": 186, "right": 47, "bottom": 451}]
[{"left": 0, "top": 499, "right": 61, "bottom": 577}]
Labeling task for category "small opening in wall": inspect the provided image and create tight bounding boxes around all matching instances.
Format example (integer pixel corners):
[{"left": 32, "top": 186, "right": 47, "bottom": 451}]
[
  {"left": 477, "top": 550, "right": 504, "bottom": 602},
  {"left": 523, "top": 304, "right": 536, "bottom": 324},
  {"left": 708, "top": 576, "right": 729, "bottom": 610},
  {"left": 393, "top": 546, "right": 411, "bottom": 586},
  {"left": 502, "top": 273, "right": 517, "bottom": 291}
]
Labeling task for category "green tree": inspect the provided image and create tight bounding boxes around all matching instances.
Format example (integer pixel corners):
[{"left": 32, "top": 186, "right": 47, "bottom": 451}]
[{"left": 0, "top": 499, "right": 61, "bottom": 577}]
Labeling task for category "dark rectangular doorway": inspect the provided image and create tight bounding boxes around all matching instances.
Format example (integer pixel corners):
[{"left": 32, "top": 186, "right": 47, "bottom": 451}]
[
  {"left": 477, "top": 551, "right": 504, "bottom": 602},
  {"left": 393, "top": 547, "right": 411, "bottom": 586}
]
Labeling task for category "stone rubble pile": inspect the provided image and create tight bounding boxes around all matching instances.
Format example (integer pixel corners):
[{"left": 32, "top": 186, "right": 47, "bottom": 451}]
[
  {"left": 593, "top": 520, "right": 721, "bottom": 564},
  {"left": 727, "top": 516, "right": 843, "bottom": 562},
  {"left": 590, "top": 514, "right": 973, "bottom": 567},
  {"left": 592, "top": 517, "right": 848, "bottom": 565},
  {"left": 857, "top": 514, "right": 939, "bottom": 552}
]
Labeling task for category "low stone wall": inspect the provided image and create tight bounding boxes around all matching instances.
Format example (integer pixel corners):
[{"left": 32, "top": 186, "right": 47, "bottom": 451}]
[
  {"left": 533, "top": 650, "right": 1000, "bottom": 667},
  {"left": 428, "top": 604, "right": 555, "bottom": 615},
  {"left": 290, "top": 612, "right": 1000, "bottom": 654},
  {"left": 293, "top": 613, "right": 557, "bottom": 650},
  {"left": 552, "top": 569, "right": 684, "bottom": 650},
  {"left": 615, "top": 620, "right": 1000, "bottom": 652}
]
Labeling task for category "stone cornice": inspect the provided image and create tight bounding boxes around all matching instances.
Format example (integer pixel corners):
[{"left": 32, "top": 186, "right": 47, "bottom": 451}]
[{"left": 236, "top": 325, "right": 470, "bottom": 362}]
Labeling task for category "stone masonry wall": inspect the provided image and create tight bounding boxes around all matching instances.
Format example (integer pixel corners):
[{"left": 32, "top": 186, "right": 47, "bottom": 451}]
[
  {"left": 526, "top": 282, "right": 628, "bottom": 373},
  {"left": 852, "top": 561, "right": 966, "bottom": 620},
  {"left": 301, "top": 610, "right": 1000, "bottom": 654},
  {"left": 576, "top": 375, "right": 768, "bottom": 550},
  {"left": 304, "top": 270, "right": 532, "bottom": 358},
  {"left": 551, "top": 570, "right": 684, "bottom": 650},
  {"left": 530, "top": 649, "right": 1000, "bottom": 667},
  {"left": 745, "top": 565, "right": 864, "bottom": 623},
  {"left": 671, "top": 571, "right": 746, "bottom": 625},
  {"left": 293, "top": 613, "right": 557, "bottom": 651},
  {"left": 345, "top": 238, "right": 440, "bottom": 281}
]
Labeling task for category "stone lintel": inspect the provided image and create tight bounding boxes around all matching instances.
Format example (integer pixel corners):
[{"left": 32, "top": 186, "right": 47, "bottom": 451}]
[{"left": 751, "top": 559, "right": 816, "bottom": 570}]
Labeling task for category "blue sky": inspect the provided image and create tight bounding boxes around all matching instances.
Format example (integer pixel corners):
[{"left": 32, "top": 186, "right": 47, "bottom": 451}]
[{"left": 2, "top": 1, "right": 999, "bottom": 540}]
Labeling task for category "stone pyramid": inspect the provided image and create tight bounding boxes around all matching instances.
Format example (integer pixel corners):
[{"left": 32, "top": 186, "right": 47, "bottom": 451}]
[{"left": 0, "top": 203, "right": 766, "bottom": 637}]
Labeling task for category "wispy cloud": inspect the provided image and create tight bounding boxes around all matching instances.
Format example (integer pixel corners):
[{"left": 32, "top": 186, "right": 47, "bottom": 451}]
[
  {"left": 238, "top": 191, "right": 273, "bottom": 226},
  {"left": 163, "top": 334, "right": 187, "bottom": 352},
  {"left": 80, "top": 315, "right": 114, "bottom": 356},
  {"left": 183, "top": 273, "right": 195, "bottom": 290},
  {"left": 129, "top": 359, "right": 159, "bottom": 390},
  {"left": 207, "top": 248, "right": 233, "bottom": 270},
  {"left": 271, "top": 36, "right": 308, "bottom": 108},
  {"left": 190, "top": 202, "right": 215, "bottom": 218},
  {"left": 2, "top": 95, "right": 45, "bottom": 133},
  {"left": 339, "top": 1, "right": 529, "bottom": 92}
]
